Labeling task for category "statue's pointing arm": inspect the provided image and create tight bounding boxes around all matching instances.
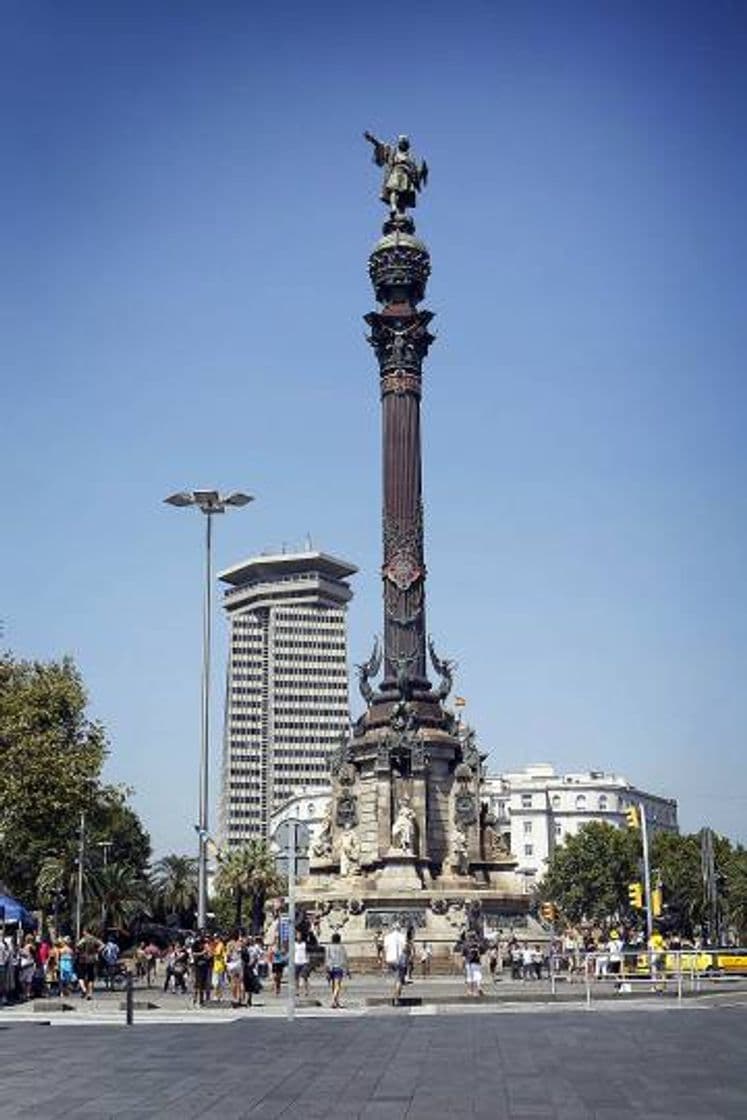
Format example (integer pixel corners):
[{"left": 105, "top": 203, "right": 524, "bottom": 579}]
[{"left": 364, "top": 130, "right": 390, "bottom": 167}]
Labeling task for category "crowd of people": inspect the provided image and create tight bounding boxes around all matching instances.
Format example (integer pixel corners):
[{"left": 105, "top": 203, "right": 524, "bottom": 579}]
[
  {"left": 0, "top": 924, "right": 352, "bottom": 1009},
  {"left": 0, "top": 917, "right": 702, "bottom": 1009}
]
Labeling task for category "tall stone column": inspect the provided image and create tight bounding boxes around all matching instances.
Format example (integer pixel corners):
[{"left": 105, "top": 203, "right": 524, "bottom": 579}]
[{"left": 366, "top": 221, "right": 435, "bottom": 693}]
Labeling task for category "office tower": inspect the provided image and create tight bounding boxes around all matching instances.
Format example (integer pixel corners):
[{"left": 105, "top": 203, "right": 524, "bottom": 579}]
[{"left": 218, "top": 550, "right": 356, "bottom": 847}]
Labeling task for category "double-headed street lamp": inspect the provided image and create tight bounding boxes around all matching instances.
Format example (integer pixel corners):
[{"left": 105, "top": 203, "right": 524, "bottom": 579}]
[{"left": 164, "top": 489, "right": 254, "bottom": 929}]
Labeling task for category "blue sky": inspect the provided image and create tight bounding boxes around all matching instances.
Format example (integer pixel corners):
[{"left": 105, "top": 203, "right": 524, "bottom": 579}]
[{"left": 2, "top": 0, "right": 746, "bottom": 854}]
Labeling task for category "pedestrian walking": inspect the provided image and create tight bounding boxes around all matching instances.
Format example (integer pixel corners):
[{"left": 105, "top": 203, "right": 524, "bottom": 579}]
[
  {"left": 212, "top": 935, "right": 227, "bottom": 999},
  {"left": 463, "top": 936, "right": 484, "bottom": 997},
  {"left": 242, "top": 938, "right": 262, "bottom": 1006},
  {"left": 383, "top": 922, "right": 407, "bottom": 1005},
  {"left": 75, "top": 929, "right": 103, "bottom": 1000},
  {"left": 374, "top": 930, "right": 385, "bottom": 971},
  {"left": 271, "top": 942, "right": 287, "bottom": 996},
  {"left": 294, "top": 934, "right": 310, "bottom": 997},
  {"left": 58, "top": 937, "right": 75, "bottom": 996},
  {"left": 324, "top": 932, "right": 349, "bottom": 1009},
  {"left": 101, "top": 935, "right": 120, "bottom": 990},
  {"left": 226, "top": 937, "right": 244, "bottom": 1006},
  {"left": 191, "top": 935, "right": 211, "bottom": 1007}
]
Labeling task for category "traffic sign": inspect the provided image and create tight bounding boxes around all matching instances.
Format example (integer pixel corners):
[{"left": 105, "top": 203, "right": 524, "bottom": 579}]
[{"left": 273, "top": 820, "right": 310, "bottom": 853}]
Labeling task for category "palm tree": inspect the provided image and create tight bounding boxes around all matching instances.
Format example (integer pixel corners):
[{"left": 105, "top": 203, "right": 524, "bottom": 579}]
[
  {"left": 36, "top": 854, "right": 69, "bottom": 933},
  {"left": 151, "top": 854, "right": 198, "bottom": 925},
  {"left": 92, "top": 863, "right": 150, "bottom": 930},
  {"left": 215, "top": 840, "right": 283, "bottom": 932},
  {"left": 36, "top": 852, "right": 95, "bottom": 933}
]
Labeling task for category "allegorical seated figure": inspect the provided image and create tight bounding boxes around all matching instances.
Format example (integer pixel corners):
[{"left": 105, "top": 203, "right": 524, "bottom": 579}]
[
  {"left": 391, "top": 796, "right": 417, "bottom": 854},
  {"left": 364, "top": 131, "right": 428, "bottom": 218},
  {"left": 339, "top": 826, "right": 361, "bottom": 877},
  {"left": 310, "top": 802, "right": 333, "bottom": 860}
]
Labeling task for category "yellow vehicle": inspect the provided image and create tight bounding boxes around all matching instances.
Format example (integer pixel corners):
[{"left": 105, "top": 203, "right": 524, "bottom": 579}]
[
  {"left": 708, "top": 949, "right": 747, "bottom": 975},
  {"left": 629, "top": 948, "right": 747, "bottom": 976}
]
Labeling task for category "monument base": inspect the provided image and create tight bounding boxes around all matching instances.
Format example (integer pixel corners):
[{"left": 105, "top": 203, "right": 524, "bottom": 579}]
[{"left": 293, "top": 885, "right": 537, "bottom": 965}]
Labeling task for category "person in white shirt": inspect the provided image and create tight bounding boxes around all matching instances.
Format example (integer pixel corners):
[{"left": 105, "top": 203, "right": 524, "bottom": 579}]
[
  {"left": 294, "top": 936, "right": 309, "bottom": 997},
  {"left": 383, "top": 923, "right": 407, "bottom": 1003},
  {"left": 607, "top": 931, "right": 623, "bottom": 977}
]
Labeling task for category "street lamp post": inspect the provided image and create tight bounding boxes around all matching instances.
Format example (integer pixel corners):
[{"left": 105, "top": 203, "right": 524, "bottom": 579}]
[
  {"left": 164, "top": 489, "right": 254, "bottom": 930},
  {"left": 97, "top": 840, "right": 113, "bottom": 931}
]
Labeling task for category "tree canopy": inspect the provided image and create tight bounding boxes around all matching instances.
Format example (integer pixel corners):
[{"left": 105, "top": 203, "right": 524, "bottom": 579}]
[
  {"left": 151, "top": 853, "right": 198, "bottom": 926},
  {"left": 541, "top": 820, "right": 639, "bottom": 924},
  {"left": 214, "top": 840, "right": 284, "bottom": 932},
  {"left": 0, "top": 652, "right": 151, "bottom": 916},
  {"left": 542, "top": 819, "right": 747, "bottom": 942}
]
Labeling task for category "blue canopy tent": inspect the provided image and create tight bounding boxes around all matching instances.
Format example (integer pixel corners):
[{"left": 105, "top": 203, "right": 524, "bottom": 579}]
[{"left": 0, "top": 892, "right": 36, "bottom": 930}]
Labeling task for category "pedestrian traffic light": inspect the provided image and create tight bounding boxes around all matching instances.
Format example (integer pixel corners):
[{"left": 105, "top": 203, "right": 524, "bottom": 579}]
[
  {"left": 625, "top": 806, "right": 640, "bottom": 830},
  {"left": 628, "top": 882, "right": 643, "bottom": 909},
  {"left": 540, "top": 902, "right": 556, "bottom": 922},
  {"left": 652, "top": 886, "right": 663, "bottom": 917}
]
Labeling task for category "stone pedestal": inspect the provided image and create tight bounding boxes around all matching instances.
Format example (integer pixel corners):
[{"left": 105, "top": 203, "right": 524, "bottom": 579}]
[{"left": 376, "top": 852, "right": 425, "bottom": 891}]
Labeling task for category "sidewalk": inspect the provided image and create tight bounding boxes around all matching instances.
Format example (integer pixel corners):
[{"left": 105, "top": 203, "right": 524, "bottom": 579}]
[{"left": 2, "top": 971, "right": 745, "bottom": 1026}]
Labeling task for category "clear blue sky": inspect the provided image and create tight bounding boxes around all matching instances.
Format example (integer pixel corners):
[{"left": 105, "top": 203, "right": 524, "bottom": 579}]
[{"left": 3, "top": 1, "right": 746, "bottom": 855}]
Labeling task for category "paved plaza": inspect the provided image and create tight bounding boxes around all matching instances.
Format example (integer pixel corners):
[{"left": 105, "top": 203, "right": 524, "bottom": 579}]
[{"left": 2, "top": 1002, "right": 746, "bottom": 1119}]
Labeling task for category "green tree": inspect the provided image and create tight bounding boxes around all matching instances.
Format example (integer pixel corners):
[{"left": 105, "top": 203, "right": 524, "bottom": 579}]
[
  {"left": 214, "top": 840, "right": 284, "bottom": 932},
  {"left": 151, "top": 854, "right": 198, "bottom": 926},
  {"left": 0, "top": 652, "right": 151, "bottom": 908},
  {"left": 649, "top": 831, "right": 704, "bottom": 936},
  {"left": 723, "top": 844, "right": 747, "bottom": 943},
  {"left": 92, "top": 862, "right": 150, "bottom": 930},
  {"left": 0, "top": 654, "right": 107, "bottom": 900},
  {"left": 87, "top": 785, "right": 151, "bottom": 878},
  {"left": 650, "top": 830, "right": 746, "bottom": 941},
  {"left": 541, "top": 821, "right": 639, "bottom": 924}
]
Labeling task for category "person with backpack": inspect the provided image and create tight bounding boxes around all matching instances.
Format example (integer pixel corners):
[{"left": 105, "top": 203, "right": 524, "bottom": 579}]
[
  {"left": 242, "top": 937, "right": 262, "bottom": 1006},
  {"left": 101, "top": 935, "right": 120, "bottom": 989},
  {"left": 463, "top": 935, "right": 484, "bottom": 997},
  {"left": 271, "top": 940, "right": 287, "bottom": 996},
  {"left": 76, "top": 929, "right": 104, "bottom": 1000}
]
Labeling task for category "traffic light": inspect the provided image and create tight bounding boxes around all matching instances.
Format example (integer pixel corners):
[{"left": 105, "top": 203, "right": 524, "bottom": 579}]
[
  {"left": 625, "top": 805, "right": 640, "bottom": 830},
  {"left": 652, "top": 886, "right": 663, "bottom": 917},
  {"left": 540, "top": 902, "right": 556, "bottom": 922},
  {"left": 628, "top": 882, "right": 643, "bottom": 909}
]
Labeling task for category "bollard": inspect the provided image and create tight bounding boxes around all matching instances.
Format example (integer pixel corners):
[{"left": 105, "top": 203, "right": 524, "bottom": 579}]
[
  {"left": 584, "top": 958, "right": 592, "bottom": 1010},
  {"left": 125, "top": 972, "right": 134, "bottom": 1026},
  {"left": 677, "top": 951, "right": 683, "bottom": 1005}
]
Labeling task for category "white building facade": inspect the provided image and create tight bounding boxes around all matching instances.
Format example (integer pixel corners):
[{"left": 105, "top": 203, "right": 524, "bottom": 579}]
[
  {"left": 269, "top": 786, "right": 330, "bottom": 853},
  {"left": 483, "top": 763, "right": 678, "bottom": 888},
  {"left": 218, "top": 551, "right": 355, "bottom": 848}
]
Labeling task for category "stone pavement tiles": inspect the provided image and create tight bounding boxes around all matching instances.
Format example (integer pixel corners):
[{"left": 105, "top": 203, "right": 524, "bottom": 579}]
[{"left": 1, "top": 1006, "right": 746, "bottom": 1118}]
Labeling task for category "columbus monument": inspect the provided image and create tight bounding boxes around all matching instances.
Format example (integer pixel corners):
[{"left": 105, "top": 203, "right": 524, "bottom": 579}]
[{"left": 298, "top": 133, "right": 528, "bottom": 956}]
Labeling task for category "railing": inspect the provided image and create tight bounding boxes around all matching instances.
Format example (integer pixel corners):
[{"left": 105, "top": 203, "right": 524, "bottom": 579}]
[{"left": 544, "top": 949, "right": 740, "bottom": 1008}]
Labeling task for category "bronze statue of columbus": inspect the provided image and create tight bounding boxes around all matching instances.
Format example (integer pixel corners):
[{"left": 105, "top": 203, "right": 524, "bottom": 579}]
[{"left": 364, "top": 131, "right": 428, "bottom": 218}]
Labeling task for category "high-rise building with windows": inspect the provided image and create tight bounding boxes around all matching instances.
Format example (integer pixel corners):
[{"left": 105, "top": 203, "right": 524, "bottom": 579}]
[{"left": 218, "top": 550, "right": 355, "bottom": 848}]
